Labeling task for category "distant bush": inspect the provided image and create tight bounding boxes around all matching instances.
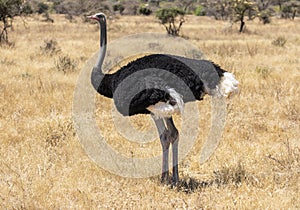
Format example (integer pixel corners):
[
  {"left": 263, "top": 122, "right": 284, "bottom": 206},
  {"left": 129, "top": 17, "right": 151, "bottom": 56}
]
[
  {"left": 21, "top": 2, "right": 34, "bottom": 14},
  {"left": 113, "top": 4, "right": 125, "bottom": 15},
  {"left": 52, "top": 1, "right": 77, "bottom": 15},
  {"left": 194, "top": 5, "right": 205, "bottom": 16},
  {"left": 259, "top": 10, "right": 272, "bottom": 24},
  {"left": 37, "top": 2, "right": 49, "bottom": 14},
  {"left": 156, "top": 8, "right": 185, "bottom": 36},
  {"left": 139, "top": 6, "right": 152, "bottom": 15}
]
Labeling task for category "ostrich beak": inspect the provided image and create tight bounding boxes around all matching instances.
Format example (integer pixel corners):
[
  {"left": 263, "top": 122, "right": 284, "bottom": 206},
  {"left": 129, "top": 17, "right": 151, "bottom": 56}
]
[{"left": 87, "top": 15, "right": 97, "bottom": 20}]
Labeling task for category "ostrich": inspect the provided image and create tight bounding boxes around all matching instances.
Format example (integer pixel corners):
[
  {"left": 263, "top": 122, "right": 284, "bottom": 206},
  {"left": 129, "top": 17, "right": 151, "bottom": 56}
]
[{"left": 88, "top": 13, "right": 238, "bottom": 185}]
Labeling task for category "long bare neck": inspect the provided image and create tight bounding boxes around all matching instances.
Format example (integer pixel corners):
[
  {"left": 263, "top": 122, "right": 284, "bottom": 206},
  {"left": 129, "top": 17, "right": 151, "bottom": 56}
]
[
  {"left": 91, "top": 18, "right": 107, "bottom": 92},
  {"left": 95, "top": 19, "right": 107, "bottom": 69}
]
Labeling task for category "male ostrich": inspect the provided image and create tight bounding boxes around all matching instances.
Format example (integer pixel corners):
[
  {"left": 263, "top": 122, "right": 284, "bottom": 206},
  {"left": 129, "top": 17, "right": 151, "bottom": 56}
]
[{"left": 88, "top": 13, "right": 238, "bottom": 185}]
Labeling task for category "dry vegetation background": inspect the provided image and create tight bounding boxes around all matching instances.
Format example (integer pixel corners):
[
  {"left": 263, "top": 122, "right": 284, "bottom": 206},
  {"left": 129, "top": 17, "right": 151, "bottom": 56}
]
[{"left": 0, "top": 14, "right": 299, "bottom": 209}]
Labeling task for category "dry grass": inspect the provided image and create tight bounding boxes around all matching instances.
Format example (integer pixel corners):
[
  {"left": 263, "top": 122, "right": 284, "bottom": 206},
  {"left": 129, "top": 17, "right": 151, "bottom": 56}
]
[{"left": 0, "top": 14, "right": 299, "bottom": 209}]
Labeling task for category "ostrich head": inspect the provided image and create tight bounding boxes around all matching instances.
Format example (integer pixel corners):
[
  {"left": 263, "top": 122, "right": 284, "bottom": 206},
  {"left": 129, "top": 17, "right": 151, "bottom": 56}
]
[{"left": 87, "top": 13, "right": 106, "bottom": 23}]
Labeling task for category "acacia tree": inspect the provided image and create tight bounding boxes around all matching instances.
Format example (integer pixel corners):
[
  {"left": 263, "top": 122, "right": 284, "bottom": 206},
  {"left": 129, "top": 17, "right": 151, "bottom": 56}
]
[
  {"left": 156, "top": 8, "right": 185, "bottom": 36},
  {"left": 0, "top": 0, "right": 23, "bottom": 44},
  {"left": 229, "top": 0, "right": 258, "bottom": 32}
]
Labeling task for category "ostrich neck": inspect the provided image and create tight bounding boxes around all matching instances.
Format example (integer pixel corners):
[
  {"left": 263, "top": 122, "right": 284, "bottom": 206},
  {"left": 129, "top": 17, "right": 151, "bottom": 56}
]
[
  {"left": 95, "top": 19, "right": 107, "bottom": 69},
  {"left": 91, "top": 18, "right": 108, "bottom": 93}
]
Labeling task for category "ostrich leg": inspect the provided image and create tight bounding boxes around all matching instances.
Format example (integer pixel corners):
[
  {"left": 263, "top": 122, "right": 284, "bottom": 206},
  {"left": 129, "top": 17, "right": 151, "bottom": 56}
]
[
  {"left": 166, "top": 117, "right": 179, "bottom": 185},
  {"left": 152, "top": 116, "right": 170, "bottom": 183},
  {"left": 152, "top": 116, "right": 179, "bottom": 185}
]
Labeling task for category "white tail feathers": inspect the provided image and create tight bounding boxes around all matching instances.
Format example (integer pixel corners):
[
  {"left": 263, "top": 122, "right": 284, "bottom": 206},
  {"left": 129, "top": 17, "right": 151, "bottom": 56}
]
[{"left": 216, "top": 72, "right": 239, "bottom": 98}]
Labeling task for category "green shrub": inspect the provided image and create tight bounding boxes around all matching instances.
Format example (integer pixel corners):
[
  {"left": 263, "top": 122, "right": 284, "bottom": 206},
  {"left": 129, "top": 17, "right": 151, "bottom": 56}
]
[
  {"left": 194, "top": 5, "right": 205, "bottom": 16},
  {"left": 156, "top": 8, "right": 185, "bottom": 36},
  {"left": 259, "top": 10, "right": 272, "bottom": 24}
]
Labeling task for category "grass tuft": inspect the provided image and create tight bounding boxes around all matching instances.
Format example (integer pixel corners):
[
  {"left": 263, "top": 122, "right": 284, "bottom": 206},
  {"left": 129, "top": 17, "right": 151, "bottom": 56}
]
[
  {"left": 271, "top": 36, "right": 287, "bottom": 47},
  {"left": 213, "top": 162, "right": 246, "bottom": 187},
  {"left": 40, "top": 39, "right": 61, "bottom": 56},
  {"left": 55, "top": 54, "right": 78, "bottom": 73}
]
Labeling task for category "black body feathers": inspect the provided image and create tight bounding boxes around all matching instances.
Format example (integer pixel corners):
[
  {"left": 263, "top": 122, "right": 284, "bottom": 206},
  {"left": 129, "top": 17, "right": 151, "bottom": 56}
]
[{"left": 95, "top": 54, "right": 226, "bottom": 116}]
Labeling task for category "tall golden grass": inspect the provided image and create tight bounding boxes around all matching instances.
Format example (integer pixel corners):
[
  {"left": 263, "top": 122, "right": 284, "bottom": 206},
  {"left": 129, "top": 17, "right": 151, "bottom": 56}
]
[{"left": 0, "top": 14, "right": 299, "bottom": 209}]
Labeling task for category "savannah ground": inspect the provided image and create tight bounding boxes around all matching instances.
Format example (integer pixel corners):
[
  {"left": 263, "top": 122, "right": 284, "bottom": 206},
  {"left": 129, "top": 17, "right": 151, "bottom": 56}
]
[{"left": 0, "top": 14, "right": 299, "bottom": 209}]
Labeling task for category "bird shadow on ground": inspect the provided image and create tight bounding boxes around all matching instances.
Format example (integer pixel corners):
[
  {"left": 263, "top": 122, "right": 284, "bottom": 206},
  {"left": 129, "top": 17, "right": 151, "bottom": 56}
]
[
  {"left": 176, "top": 177, "right": 213, "bottom": 193},
  {"left": 150, "top": 163, "right": 247, "bottom": 194},
  {"left": 150, "top": 176, "right": 213, "bottom": 194}
]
